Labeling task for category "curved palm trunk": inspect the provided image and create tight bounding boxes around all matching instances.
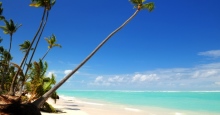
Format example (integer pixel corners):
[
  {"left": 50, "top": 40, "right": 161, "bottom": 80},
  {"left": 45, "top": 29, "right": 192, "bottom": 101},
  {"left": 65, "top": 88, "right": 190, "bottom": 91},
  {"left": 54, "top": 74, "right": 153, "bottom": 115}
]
[
  {"left": 33, "top": 9, "right": 140, "bottom": 108},
  {"left": 17, "top": 10, "right": 49, "bottom": 96},
  {"left": 8, "top": 8, "right": 47, "bottom": 96},
  {"left": 41, "top": 48, "right": 50, "bottom": 60},
  {"left": 24, "top": 10, "right": 49, "bottom": 77},
  {"left": 18, "top": 53, "right": 29, "bottom": 95}
]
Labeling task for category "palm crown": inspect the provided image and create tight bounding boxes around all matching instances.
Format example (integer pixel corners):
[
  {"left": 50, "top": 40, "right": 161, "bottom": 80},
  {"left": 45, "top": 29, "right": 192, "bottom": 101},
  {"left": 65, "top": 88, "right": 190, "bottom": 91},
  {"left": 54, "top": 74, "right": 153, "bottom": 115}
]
[
  {"left": 30, "top": 0, "right": 56, "bottom": 10},
  {"left": 130, "top": 0, "right": 154, "bottom": 11},
  {"left": 45, "top": 34, "right": 61, "bottom": 49},
  {"left": 0, "top": 19, "right": 21, "bottom": 35},
  {"left": 19, "top": 40, "right": 33, "bottom": 53}
]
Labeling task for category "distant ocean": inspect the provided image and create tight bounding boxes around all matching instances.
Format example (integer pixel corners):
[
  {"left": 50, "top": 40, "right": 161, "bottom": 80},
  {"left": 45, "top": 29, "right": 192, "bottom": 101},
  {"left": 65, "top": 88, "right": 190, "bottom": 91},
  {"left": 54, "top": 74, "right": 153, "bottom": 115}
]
[{"left": 57, "top": 90, "right": 220, "bottom": 114}]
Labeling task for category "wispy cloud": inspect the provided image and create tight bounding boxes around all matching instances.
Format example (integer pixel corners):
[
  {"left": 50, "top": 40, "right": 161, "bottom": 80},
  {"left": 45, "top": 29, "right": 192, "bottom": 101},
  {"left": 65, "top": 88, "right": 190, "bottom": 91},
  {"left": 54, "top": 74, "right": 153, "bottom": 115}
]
[
  {"left": 198, "top": 50, "right": 220, "bottom": 58},
  {"left": 89, "top": 62, "right": 220, "bottom": 90}
]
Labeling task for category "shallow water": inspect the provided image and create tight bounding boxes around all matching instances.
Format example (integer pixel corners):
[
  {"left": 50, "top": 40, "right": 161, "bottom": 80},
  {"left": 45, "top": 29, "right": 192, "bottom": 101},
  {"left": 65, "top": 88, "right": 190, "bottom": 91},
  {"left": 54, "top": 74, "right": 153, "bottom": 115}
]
[{"left": 57, "top": 90, "right": 220, "bottom": 114}]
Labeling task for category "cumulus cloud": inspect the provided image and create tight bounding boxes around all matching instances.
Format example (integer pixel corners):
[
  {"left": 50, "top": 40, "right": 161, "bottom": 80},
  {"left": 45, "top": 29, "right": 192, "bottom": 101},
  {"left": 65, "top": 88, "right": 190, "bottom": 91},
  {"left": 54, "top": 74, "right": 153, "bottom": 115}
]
[
  {"left": 192, "top": 69, "right": 219, "bottom": 78},
  {"left": 95, "top": 76, "right": 104, "bottom": 83},
  {"left": 64, "top": 70, "right": 72, "bottom": 75},
  {"left": 108, "top": 76, "right": 124, "bottom": 82},
  {"left": 132, "top": 74, "right": 158, "bottom": 82},
  {"left": 198, "top": 50, "right": 220, "bottom": 58},
  {"left": 88, "top": 62, "right": 220, "bottom": 90}
]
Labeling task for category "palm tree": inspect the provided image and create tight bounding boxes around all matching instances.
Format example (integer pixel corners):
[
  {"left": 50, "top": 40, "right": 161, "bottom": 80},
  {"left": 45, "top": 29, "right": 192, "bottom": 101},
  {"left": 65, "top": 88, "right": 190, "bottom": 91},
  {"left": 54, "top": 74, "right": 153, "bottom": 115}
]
[
  {"left": 0, "top": 2, "right": 5, "bottom": 20},
  {"left": 33, "top": 0, "right": 154, "bottom": 108},
  {"left": 18, "top": 41, "right": 33, "bottom": 95},
  {"left": 27, "top": 0, "right": 56, "bottom": 64},
  {"left": 0, "top": 19, "right": 22, "bottom": 53},
  {"left": 42, "top": 34, "right": 61, "bottom": 60},
  {"left": 9, "top": 0, "right": 56, "bottom": 96},
  {"left": 0, "top": 49, "right": 12, "bottom": 92}
]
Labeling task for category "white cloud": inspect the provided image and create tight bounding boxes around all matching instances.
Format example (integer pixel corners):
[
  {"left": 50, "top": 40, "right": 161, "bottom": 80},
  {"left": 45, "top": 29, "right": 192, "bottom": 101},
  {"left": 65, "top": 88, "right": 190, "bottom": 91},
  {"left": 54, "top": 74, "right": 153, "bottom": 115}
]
[
  {"left": 95, "top": 76, "right": 104, "bottom": 83},
  {"left": 192, "top": 69, "right": 219, "bottom": 78},
  {"left": 64, "top": 70, "right": 72, "bottom": 75},
  {"left": 198, "top": 50, "right": 220, "bottom": 58},
  {"left": 108, "top": 76, "right": 124, "bottom": 82},
  {"left": 88, "top": 62, "right": 220, "bottom": 90},
  {"left": 132, "top": 74, "right": 158, "bottom": 82}
]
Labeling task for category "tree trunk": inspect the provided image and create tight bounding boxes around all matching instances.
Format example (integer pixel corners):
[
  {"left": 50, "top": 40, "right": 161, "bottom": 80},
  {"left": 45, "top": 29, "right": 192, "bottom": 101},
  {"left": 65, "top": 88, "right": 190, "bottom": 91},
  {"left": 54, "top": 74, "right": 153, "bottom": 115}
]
[
  {"left": 25, "top": 10, "right": 49, "bottom": 77},
  {"left": 33, "top": 9, "right": 140, "bottom": 108},
  {"left": 8, "top": 8, "right": 47, "bottom": 96},
  {"left": 41, "top": 49, "right": 50, "bottom": 60},
  {"left": 8, "top": 34, "right": 12, "bottom": 54}
]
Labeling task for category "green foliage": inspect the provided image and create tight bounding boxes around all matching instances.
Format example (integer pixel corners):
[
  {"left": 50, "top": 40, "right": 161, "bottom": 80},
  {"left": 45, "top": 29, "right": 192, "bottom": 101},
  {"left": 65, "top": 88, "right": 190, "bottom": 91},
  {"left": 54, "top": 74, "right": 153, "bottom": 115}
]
[
  {"left": 30, "top": 0, "right": 56, "bottom": 10},
  {"left": 130, "top": 0, "right": 154, "bottom": 11},
  {"left": 0, "top": 2, "right": 5, "bottom": 20},
  {"left": 0, "top": 1, "right": 60, "bottom": 110},
  {"left": 0, "top": 19, "right": 22, "bottom": 35},
  {"left": 19, "top": 40, "right": 33, "bottom": 52},
  {"left": 41, "top": 102, "right": 57, "bottom": 113},
  {"left": 27, "top": 60, "right": 57, "bottom": 101},
  {"left": 45, "top": 34, "right": 62, "bottom": 49}
]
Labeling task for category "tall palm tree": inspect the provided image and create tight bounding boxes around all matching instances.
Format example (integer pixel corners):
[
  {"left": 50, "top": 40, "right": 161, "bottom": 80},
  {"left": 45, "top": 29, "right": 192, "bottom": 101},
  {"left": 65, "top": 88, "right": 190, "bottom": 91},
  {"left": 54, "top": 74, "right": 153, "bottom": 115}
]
[
  {"left": 0, "top": 19, "right": 22, "bottom": 53},
  {"left": 18, "top": 41, "right": 33, "bottom": 95},
  {"left": 33, "top": 0, "right": 154, "bottom": 108},
  {"left": 42, "top": 34, "right": 61, "bottom": 60},
  {"left": 9, "top": 0, "right": 56, "bottom": 96},
  {"left": 0, "top": 2, "right": 5, "bottom": 20},
  {"left": 27, "top": 0, "right": 56, "bottom": 64}
]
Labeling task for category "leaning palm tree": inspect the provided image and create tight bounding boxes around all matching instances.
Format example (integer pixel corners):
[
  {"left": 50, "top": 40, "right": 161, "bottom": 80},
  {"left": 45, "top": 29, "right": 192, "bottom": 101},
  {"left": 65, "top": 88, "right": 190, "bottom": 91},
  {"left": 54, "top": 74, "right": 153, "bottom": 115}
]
[
  {"left": 9, "top": 0, "right": 56, "bottom": 96},
  {"left": 0, "top": 19, "right": 22, "bottom": 53},
  {"left": 33, "top": 0, "right": 154, "bottom": 108},
  {"left": 42, "top": 34, "right": 61, "bottom": 60}
]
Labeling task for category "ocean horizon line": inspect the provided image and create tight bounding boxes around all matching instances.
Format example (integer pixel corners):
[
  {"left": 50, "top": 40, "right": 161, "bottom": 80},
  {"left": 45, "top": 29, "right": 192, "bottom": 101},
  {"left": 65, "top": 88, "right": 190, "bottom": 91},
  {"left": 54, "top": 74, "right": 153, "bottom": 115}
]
[{"left": 57, "top": 89, "right": 220, "bottom": 93}]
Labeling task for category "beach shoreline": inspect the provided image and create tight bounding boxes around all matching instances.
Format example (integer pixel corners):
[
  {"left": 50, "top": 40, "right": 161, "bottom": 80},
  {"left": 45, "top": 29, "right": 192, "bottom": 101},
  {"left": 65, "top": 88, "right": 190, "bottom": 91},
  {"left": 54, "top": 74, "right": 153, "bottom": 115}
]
[{"left": 41, "top": 96, "right": 219, "bottom": 115}]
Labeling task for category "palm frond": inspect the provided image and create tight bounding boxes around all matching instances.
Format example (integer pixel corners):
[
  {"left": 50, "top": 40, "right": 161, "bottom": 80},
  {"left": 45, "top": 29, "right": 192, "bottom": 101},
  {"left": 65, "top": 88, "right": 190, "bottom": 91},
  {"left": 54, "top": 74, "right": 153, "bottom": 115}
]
[{"left": 142, "top": 2, "right": 154, "bottom": 12}]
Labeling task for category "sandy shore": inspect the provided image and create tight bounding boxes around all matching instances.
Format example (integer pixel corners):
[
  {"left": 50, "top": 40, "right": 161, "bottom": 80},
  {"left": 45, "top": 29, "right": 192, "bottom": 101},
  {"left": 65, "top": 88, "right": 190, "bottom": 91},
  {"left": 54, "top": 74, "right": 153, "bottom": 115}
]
[{"left": 41, "top": 97, "right": 219, "bottom": 115}]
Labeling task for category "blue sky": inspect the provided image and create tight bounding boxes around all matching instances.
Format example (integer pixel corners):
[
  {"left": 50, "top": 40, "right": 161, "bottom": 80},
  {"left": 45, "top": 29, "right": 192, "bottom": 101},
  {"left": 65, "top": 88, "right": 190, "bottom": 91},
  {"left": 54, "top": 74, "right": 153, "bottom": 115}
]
[{"left": 0, "top": 0, "right": 220, "bottom": 91}]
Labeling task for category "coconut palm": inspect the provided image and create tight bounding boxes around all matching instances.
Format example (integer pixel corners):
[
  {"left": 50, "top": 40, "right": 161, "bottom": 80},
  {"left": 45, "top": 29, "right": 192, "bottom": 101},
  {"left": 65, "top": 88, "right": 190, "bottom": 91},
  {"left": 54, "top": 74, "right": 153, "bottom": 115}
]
[
  {"left": 0, "top": 2, "right": 5, "bottom": 20},
  {"left": 10, "top": 0, "right": 56, "bottom": 96},
  {"left": 0, "top": 19, "right": 22, "bottom": 53},
  {"left": 17, "top": 41, "right": 33, "bottom": 95},
  {"left": 33, "top": 0, "right": 154, "bottom": 108},
  {"left": 42, "top": 34, "right": 61, "bottom": 60},
  {"left": 27, "top": 0, "right": 56, "bottom": 63}
]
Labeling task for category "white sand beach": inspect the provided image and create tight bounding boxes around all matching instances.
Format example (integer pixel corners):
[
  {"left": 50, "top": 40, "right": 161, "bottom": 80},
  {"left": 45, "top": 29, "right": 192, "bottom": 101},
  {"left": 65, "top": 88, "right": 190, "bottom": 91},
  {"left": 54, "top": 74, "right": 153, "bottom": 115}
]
[{"left": 40, "top": 96, "right": 219, "bottom": 115}]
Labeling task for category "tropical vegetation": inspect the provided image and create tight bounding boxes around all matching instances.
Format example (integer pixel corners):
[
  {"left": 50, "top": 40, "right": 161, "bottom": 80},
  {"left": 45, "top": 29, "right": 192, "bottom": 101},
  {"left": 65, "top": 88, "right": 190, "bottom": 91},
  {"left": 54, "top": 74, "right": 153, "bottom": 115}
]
[{"left": 0, "top": 0, "right": 154, "bottom": 114}]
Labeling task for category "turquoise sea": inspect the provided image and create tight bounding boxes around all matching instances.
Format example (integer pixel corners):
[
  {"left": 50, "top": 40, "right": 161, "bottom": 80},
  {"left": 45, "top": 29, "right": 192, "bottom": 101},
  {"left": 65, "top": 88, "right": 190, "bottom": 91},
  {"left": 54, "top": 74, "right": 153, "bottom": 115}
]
[{"left": 57, "top": 90, "right": 220, "bottom": 114}]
